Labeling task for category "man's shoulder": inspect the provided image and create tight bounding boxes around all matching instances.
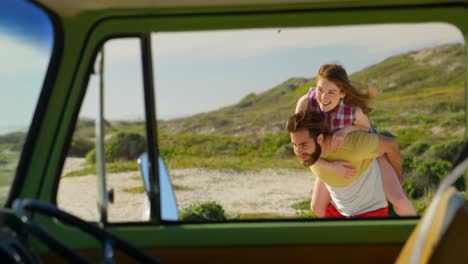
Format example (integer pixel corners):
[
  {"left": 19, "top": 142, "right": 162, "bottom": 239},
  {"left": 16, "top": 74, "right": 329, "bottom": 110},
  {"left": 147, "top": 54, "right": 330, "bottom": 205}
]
[
  {"left": 346, "top": 130, "right": 374, "bottom": 139},
  {"left": 342, "top": 131, "right": 378, "bottom": 148}
]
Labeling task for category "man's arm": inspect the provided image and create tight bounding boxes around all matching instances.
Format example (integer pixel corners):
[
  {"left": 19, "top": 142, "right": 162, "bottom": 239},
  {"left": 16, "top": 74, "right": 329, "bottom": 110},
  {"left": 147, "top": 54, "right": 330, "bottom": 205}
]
[
  {"left": 377, "top": 135, "right": 403, "bottom": 182},
  {"left": 315, "top": 159, "right": 357, "bottom": 179}
]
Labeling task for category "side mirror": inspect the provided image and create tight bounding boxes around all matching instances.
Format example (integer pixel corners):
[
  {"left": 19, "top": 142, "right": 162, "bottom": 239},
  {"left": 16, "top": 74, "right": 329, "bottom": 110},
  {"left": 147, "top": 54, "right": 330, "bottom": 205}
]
[{"left": 138, "top": 153, "right": 179, "bottom": 221}]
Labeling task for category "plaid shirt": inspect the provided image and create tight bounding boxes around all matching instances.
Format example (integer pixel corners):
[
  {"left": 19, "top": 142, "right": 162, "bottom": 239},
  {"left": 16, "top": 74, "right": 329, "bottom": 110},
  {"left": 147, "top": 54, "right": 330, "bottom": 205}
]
[{"left": 306, "top": 87, "right": 356, "bottom": 131}]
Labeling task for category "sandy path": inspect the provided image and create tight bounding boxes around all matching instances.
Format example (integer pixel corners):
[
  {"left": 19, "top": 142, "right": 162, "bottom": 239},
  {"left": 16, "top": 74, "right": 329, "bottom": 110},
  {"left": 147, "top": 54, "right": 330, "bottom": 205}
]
[
  {"left": 58, "top": 158, "right": 315, "bottom": 222},
  {"left": 171, "top": 168, "right": 315, "bottom": 217}
]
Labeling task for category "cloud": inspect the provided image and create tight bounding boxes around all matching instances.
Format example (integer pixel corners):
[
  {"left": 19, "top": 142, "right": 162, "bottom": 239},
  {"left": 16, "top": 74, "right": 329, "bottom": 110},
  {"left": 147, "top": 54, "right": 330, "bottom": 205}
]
[
  {"left": 99, "top": 23, "right": 464, "bottom": 64},
  {"left": 103, "top": 38, "right": 141, "bottom": 64},
  {"left": 152, "top": 22, "right": 464, "bottom": 57},
  {"left": 0, "top": 35, "right": 49, "bottom": 76}
]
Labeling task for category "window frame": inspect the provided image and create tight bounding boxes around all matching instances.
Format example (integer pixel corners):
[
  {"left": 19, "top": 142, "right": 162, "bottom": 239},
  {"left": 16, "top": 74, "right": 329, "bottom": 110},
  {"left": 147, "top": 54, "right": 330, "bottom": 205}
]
[{"left": 18, "top": 2, "right": 468, "bottom": 251}]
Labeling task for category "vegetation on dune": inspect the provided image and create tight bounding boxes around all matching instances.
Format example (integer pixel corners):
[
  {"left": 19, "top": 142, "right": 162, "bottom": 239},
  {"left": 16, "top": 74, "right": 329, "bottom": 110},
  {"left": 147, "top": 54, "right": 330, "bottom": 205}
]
[{"left": 0, "top": 132, "right": 26, "bottom": 152}]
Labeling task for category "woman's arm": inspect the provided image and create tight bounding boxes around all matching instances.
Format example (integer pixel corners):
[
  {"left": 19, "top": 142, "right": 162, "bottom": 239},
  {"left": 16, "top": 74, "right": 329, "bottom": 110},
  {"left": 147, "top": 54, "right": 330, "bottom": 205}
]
[
  {"left": 295, "top": 94, "right": 308, "bottom": 114},
  {"left": 331, "top": 106, "right": 372, "bottom": 150},
  {"left": 352, "top": 106, "right": 372, "bottom": 130},
  {"left": 377, "top": 135, "right": 403, "bottom": 182}
]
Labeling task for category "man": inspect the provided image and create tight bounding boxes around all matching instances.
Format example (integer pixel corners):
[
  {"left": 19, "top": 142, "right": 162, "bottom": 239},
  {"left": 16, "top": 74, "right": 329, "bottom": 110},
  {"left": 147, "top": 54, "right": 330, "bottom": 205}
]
[{"left": 287, "top": 111, "right": 402, "bottom": 218}]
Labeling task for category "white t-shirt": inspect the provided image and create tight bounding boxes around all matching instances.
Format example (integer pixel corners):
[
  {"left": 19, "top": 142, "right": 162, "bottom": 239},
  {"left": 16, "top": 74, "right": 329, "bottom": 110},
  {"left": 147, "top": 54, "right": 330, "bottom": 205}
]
[{"left": 326, "top": 159, "right": 388, "bottom": 216}]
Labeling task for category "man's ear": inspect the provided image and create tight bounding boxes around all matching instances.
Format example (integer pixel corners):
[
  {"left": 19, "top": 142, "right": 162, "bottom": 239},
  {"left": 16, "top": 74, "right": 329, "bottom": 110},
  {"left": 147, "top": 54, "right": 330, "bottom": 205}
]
[{"left": 317, "top": 134, "right": 324, "bottom": 144}]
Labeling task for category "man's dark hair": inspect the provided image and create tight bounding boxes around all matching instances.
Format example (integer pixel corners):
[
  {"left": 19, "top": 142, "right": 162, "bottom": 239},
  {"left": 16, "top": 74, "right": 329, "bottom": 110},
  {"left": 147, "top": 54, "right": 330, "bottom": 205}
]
[{"left": 286, "top": 111, "right": 333, "bottom": 139}]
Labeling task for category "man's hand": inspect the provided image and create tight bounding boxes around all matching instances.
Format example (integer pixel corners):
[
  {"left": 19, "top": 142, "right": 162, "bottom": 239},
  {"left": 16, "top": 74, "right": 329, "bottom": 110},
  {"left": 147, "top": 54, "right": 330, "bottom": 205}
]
[{"left": 329, "top": 161, "right": 357, "bottom": 179}]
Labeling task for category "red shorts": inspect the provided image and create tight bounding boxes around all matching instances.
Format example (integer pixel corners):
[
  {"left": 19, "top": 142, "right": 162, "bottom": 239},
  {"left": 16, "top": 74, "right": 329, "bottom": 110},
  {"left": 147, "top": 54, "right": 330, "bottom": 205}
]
[{"left": 325, "top": 204, "right": 388, "bottom": 218}]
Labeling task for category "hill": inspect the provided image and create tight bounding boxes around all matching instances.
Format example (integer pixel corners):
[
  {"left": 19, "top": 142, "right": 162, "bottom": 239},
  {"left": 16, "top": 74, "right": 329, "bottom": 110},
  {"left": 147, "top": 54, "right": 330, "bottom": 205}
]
[
  {"left": 160, "top": 43, "right": 465, "bottom": 144},
  {"left": 158, "top": 77, "right": 311, "bottom": 137}
]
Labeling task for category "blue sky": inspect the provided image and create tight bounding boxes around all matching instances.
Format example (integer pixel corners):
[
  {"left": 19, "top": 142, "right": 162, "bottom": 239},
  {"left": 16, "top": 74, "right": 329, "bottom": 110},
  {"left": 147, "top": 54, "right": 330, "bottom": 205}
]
[
  {"left": 81, "top": 23, "right": 465, "bottom": 122},
  {"left": 0, "top": 0, "right": 52, "bottom": 134},
  {"left": 0, "top": 4, "right": 465, "bottom": 135},
  {"left": 150, "top": 23, "right": 464, "bottom": 120}
]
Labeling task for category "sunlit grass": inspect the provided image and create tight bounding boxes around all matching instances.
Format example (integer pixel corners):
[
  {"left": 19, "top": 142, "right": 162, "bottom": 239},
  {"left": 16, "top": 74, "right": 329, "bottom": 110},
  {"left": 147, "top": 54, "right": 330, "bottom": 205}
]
[
  {"left": 63, "top": 162, "right": 138, "bottom": 177},
  {"left": 122, "top": 186, "right": 144, "bottom": 194},
  {"left": 164, "top": 156, "right": 300, "bottom": 171},
  {"left": 237, "top": 212, "right": 291, "bottom": 219}
]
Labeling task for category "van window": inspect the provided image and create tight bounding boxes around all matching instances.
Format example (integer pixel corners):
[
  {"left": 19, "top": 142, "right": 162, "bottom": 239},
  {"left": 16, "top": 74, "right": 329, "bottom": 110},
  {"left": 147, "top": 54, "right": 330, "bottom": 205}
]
[
  {"left": 57, "top": 38, "right": 149, "bottom": 223},
  {"left": 0, "top": 0, "right": 53, "bottom": 205},
  {"left": 58, "top": 23, "right": 466, "bottom": 223},
  {"left": 151, "top": 23, "right": 465, "bottom": 221}
]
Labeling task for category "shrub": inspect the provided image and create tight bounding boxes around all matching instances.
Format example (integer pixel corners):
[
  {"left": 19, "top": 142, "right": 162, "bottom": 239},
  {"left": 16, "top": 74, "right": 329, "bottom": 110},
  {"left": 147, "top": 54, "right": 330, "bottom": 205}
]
[
  {"left": 0, "top": 132, "right": 26, "bottom": 151},
  {"left": 396, "top": 127, "right": 427, "bottom": 148},
  {"left": 403, "top": 140, "right": 431, "bottom": 157},
  {"left": 0, "top": 131, "right": 26, "bottom": 144},
  {"left": 292, "top": 200, "right": 317, "bottom": 219},
  {"left": 276, "top": 143, "right": 294, "bottom": 158},
  {"left": 413, "top": 159, "right": 452, "bottom": 186},
  {"left": 427, "top": 139, "right": 466, "bottom": 164},
  {"left": 238, "top": 93, "right": 257, "bottom": 108},
  {"left": 105, "top": 132, "right": 146, "bottom": 162},
  {"left": 412, "top": 191, "right": 435, "bottom": 216},
  {"left": 403, "top": 181, "right": 421, "bottom": 200},
  {"left": 296, "top": 210, "right": 317, "bottom": 219},
  {"left": 402, "top": 153, "right": 414, "bottom": 176},
  {"left": 291, "top": 200, "right": 310, "bottom": 211},
  {"left": 85, "top": 132, "right": 146, "bottom": 164},
  {"left": 85, "top": 149, "right": 96, "bottom": 164},
  {"left": 159, "top": 147, "right": 176, "bottom": 159},
  {"left": 179, "top": 201, "right": 227, "bottom": 221},
  {"left": 69, "top": 137, "right": 94, "bottom": 157}
]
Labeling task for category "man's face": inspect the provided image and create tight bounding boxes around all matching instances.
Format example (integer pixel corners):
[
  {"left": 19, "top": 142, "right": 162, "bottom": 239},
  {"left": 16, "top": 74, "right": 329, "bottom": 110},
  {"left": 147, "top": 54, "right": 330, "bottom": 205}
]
[{"left": 290, "top": 129, "right": 321, "bottom": 167}]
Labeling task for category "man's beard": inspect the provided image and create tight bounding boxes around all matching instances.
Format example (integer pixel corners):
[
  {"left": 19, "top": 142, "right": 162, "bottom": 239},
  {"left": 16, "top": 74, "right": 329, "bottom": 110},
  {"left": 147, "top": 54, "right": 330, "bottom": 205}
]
[{"left": 301, "top": 143, "right": 321, "bottom": 167}]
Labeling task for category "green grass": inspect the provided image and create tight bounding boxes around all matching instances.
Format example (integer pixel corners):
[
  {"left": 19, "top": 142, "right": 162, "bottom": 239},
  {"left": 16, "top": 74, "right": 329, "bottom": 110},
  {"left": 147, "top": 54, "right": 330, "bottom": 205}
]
[
  {"left": 63, "top": 161, "right": 139, "bottom": 177},
  {"left": 122, "top": 184, "right": 194, "bottom": 194},
  {"left": 412, "top": 192, "right": 435, "bottom": 216},
  {"left": 122, "top": 186, "right": 145, "bottom": 194},
  {"left": 291, "top": 200, "right": 317, "bottom": 219},
  {"left": 291, "top": 200, "right": 310, "bottom": 210},
  {"left": 295, "top": 210, "right": 317, "bottom": 219},
  {"left": 173, "top": 184, "right": 194, "bottom": 191},
  {"left": 237, "top": 212, "right": 290, "bottom": 219},
  {"left": 164, "top": 156, "right": 300, "bottom": 171},
  {"left": 0, "top": 169, "right": 14, "bottom": 206}
]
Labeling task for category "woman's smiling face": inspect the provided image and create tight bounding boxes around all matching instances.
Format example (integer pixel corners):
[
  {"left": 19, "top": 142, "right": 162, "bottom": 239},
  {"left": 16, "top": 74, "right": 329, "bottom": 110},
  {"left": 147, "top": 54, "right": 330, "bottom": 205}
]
[{"left": 316, "top": 78, "right": 346, "bottom": 112}]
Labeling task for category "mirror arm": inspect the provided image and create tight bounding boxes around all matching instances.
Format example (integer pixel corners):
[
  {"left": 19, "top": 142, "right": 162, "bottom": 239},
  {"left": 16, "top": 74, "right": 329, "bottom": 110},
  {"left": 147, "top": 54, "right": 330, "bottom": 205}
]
[
  {"left": 141, "top": 33, "right": 161, "bottom": 224},
  {"left": 96, "top": 48, "right": 109, "bottom": 225}
]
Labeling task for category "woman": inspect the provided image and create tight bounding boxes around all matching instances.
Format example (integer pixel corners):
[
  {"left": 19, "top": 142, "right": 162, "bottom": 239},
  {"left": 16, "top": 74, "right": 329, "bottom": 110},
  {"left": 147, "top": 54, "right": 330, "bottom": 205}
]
[{"left": 295, "top": 64, "right": 416, "bottom": 217}]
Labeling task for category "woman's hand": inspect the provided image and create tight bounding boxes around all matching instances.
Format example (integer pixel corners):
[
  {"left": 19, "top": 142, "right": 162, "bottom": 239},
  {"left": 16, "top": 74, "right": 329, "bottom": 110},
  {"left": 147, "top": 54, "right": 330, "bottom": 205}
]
[
  {"left": 329, "top": 161, "right": 357, "bottom": 179},
  {"left": 331, "top": 127, "right": 350, "bottom": 151}
]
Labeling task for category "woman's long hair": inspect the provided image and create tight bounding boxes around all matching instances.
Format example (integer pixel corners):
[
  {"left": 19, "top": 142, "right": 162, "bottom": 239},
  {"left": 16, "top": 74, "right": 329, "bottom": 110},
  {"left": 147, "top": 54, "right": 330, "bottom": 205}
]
[{"left": 317, "top": 64, "right": 376, "bottom": 114}]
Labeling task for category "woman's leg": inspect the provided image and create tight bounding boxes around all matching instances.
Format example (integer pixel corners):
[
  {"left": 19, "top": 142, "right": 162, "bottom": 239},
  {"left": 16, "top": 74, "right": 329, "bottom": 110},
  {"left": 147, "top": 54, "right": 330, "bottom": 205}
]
[
  {"left": 378, "top": 156, "right": 416, "bottom": 216},
  {"left": 310, "top": 177, "right": 331, "bottom": 218}
]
